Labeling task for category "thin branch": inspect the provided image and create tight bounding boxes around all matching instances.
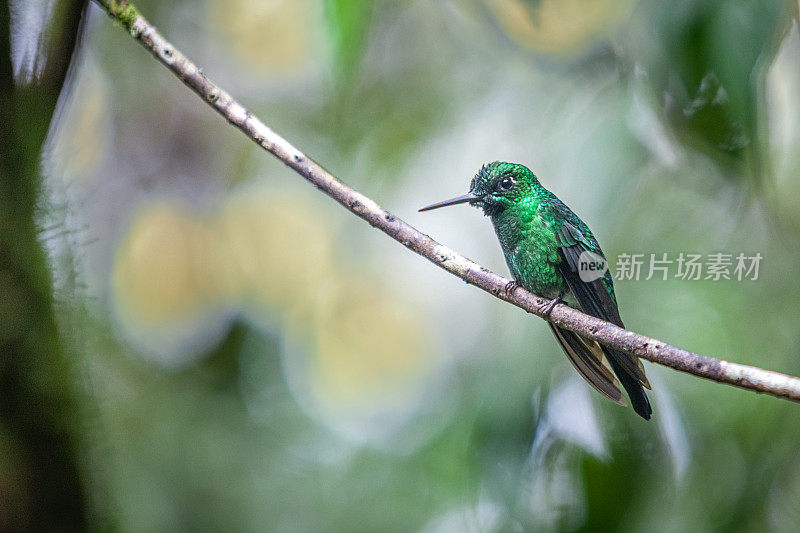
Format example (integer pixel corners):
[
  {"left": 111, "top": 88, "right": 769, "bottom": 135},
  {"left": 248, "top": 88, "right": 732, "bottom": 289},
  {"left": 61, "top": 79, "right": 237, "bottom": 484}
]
[{"left": 92, "top": 0, "right": 800, "bottom": 404}]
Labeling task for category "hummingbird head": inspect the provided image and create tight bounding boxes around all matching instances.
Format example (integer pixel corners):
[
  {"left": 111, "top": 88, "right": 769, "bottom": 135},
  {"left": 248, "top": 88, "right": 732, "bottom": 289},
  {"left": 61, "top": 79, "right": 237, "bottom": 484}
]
[{"left": 419, "top": 162, "right": 538, "bottom": 216}]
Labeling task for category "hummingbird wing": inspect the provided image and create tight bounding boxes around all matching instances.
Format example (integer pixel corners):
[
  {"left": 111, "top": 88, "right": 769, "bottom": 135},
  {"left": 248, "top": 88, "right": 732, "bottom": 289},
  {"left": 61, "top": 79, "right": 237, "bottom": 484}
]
[
  {"left": 545, "top": 200, "right": 649, "bottom": 380},
  {"left": 552, "top": 219, "right": 650, "bottom": 388},
  {"left": 543, "top": 199, "right": 652, "bottom": 419},
  {"left": 554, "top": 218, "right": 623, "bottom": 325}
]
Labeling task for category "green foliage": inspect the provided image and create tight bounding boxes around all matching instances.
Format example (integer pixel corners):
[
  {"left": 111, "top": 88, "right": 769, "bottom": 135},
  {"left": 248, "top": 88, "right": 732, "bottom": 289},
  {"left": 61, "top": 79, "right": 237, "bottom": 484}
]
[
  {"left": 639, "top": 0, "right": 796, "bottom": 187},
  {"left": 323, "top": 0, "right": 375, "bottom": 85},
  {"left": 0, "top": 0, "right": 90, "bottom": 529}
]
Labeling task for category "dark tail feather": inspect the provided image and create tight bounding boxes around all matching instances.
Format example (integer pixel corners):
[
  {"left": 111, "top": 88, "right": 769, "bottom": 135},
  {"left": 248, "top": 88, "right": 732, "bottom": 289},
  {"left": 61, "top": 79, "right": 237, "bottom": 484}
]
[
  {"left": 548, "top": 324, "right": 624, "bottom": 405},
  {"left": 605, "top": 348, "right": 652, "bottom": 420}
]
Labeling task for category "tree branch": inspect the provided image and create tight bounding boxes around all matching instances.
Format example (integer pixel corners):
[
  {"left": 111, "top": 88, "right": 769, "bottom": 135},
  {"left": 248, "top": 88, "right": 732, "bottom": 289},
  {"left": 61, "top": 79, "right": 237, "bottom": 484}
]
[{"left": 92, "top": 0, "right": 800, "bottom": 404}]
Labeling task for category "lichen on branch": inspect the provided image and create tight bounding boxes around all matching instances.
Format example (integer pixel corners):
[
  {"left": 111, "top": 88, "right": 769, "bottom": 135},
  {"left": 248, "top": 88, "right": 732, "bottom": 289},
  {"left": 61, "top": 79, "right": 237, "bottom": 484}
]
[{"left": 96, "top": 0, "right": 140, "bottom": 36}]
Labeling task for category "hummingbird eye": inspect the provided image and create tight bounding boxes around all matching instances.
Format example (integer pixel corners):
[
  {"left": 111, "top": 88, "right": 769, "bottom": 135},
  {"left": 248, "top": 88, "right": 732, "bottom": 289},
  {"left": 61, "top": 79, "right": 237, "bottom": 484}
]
[{"left": 497, "top": 176, "right": 515, "bottom": 191}]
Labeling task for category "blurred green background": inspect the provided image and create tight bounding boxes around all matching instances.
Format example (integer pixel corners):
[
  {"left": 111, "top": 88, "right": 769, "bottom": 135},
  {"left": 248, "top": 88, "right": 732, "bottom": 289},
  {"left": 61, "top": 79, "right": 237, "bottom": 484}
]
[{"left": 3, "top": 0, "right": 800, "bottom": 530}]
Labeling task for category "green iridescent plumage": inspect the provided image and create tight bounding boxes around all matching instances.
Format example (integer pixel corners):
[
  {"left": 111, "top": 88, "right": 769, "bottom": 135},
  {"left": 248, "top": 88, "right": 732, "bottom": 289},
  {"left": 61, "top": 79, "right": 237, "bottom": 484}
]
[{"left": 420, "top": 162, "right": 652, "bottom": 420}]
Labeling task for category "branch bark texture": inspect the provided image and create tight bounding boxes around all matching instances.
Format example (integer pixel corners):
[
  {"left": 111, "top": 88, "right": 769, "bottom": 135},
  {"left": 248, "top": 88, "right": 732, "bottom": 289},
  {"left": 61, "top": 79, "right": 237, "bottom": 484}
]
[{"left": 93, "top": 0, "right": 800, "bottom": 404}]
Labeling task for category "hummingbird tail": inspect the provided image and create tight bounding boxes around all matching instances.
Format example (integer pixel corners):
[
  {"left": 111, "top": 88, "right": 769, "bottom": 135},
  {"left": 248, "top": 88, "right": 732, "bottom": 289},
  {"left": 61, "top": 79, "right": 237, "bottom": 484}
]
[
  {"left": 605, "top": 348, "right": 652, "bottom": 420},
  {"left": 548, "top": 324, "right": 625, "bottom": 406}
]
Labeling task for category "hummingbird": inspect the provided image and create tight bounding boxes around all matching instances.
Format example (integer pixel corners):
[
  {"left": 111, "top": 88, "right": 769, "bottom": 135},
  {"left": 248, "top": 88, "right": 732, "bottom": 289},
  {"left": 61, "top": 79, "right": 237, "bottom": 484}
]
[{"left": 419, "top": 162, "right": 652, "bottom": 419}]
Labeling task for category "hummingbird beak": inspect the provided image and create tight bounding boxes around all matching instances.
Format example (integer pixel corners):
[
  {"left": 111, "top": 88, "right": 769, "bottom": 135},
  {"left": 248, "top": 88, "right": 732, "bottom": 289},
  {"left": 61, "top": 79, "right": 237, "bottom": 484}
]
[{"left": 418, "top": 193, "right": 479, "bottom": 212}]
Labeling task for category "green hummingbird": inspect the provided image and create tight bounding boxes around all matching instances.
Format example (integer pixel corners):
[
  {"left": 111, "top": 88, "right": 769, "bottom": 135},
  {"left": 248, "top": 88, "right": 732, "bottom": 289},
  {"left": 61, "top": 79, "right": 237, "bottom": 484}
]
[{"left": 420, "top": 162, "right": 652, "bottom": 419}]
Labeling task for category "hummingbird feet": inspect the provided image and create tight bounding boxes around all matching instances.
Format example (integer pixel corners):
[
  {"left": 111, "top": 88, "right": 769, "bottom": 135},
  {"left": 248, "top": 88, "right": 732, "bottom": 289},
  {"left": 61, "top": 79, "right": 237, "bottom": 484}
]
[
  {"left": 503, "top": 280, "right": 519, "bottom": 296},
  {"left": 541, "top": 291, "right": 565, "bottom": 317}
]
